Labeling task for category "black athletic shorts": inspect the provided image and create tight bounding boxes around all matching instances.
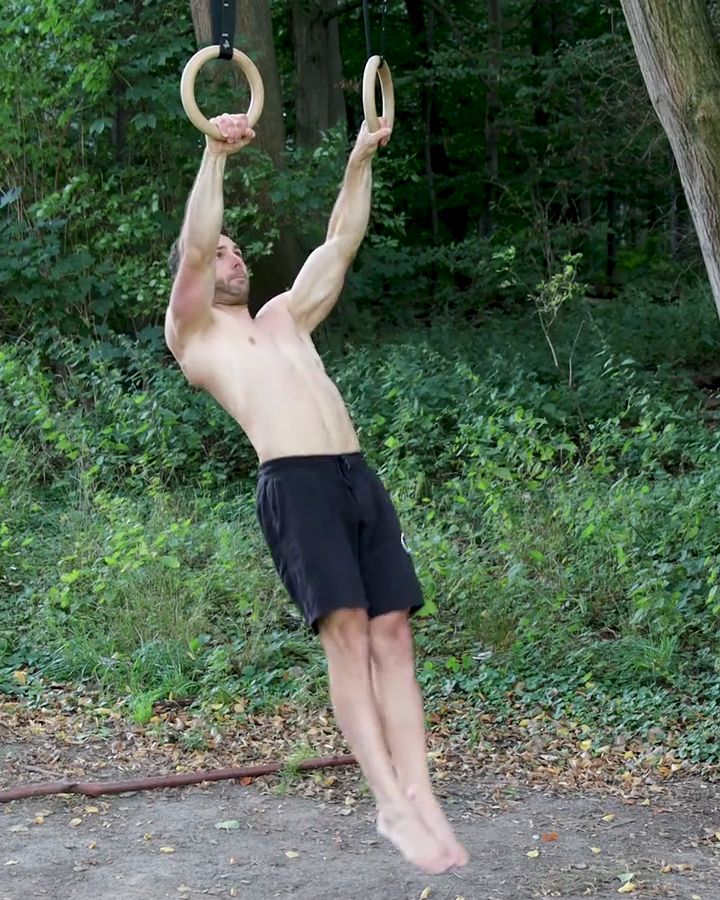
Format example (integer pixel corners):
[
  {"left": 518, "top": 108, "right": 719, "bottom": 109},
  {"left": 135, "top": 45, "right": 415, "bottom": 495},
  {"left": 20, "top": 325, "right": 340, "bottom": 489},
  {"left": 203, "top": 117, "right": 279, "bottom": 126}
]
[{"left": 256, "top": 453, "right": 424, "bottom": 632}]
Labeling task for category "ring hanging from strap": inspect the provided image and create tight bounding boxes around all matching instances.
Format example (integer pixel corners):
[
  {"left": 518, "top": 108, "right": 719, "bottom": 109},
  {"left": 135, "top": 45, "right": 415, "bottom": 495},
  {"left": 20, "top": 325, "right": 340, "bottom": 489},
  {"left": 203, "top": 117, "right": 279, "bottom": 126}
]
[
  {"left": 180, "top": 46, "right": 265, "bottom": 139},
  {"left": 362, "top": 55, "right": 394, "bottom": 133}
]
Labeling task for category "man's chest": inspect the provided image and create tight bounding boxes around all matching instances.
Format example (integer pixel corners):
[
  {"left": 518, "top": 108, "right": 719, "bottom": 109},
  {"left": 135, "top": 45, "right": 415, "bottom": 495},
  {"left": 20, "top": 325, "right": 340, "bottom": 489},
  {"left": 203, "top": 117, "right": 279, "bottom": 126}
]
[{"left": 178, "top": 315, "right": 325, "bottom": 391}]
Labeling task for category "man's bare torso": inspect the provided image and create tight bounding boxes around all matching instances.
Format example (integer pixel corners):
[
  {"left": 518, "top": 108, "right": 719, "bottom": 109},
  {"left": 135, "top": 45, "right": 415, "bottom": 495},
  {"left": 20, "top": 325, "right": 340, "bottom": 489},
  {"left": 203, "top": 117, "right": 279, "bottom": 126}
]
[{"left": 165, "top": 294, "right": 360, "bottom": 463}]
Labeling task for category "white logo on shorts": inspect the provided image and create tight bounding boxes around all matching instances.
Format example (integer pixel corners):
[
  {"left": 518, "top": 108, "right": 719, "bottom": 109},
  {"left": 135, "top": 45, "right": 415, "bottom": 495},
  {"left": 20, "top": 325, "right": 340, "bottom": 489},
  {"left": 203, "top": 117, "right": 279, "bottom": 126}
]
[{"left": 401, "top": 532, "right": 411, "bottom": 554}]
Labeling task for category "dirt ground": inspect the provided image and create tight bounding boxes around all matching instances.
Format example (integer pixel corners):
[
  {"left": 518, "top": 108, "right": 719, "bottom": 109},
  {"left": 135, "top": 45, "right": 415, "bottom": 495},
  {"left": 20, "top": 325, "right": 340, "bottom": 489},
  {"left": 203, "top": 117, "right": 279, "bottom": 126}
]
[{"left": 2, "top": 773, "right": 719, "bottom": 900}]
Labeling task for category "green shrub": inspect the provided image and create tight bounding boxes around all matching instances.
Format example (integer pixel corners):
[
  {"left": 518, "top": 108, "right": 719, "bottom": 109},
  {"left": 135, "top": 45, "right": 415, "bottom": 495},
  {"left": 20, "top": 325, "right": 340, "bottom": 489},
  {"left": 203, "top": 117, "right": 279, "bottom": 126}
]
[{"left": 1, "top": 287, "right": 719, "bottom": 754}]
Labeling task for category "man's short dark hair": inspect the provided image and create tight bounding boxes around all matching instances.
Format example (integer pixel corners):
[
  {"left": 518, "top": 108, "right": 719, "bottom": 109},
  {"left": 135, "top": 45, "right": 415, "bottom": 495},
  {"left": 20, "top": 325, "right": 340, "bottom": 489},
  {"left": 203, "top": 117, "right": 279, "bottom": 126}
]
[{"left": 168, "top": 238, "right": 182, "bottom": 280}]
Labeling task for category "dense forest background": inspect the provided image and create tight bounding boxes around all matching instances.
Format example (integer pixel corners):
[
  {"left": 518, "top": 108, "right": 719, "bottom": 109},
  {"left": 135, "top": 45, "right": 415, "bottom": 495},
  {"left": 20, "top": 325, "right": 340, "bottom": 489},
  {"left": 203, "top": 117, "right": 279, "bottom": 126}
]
[
  {"left": 3, "top": 0, "right": 711, "bottom": 332},
  {"left": 1, "top": 1, "right": 719, "bottom": 761}
]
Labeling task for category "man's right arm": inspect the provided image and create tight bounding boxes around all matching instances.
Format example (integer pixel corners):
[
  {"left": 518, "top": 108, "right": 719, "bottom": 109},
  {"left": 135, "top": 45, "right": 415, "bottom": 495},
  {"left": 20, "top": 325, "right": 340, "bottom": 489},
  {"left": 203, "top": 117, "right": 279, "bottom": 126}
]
[
  {"left": 168, "top": 114, "right": 255, "bottom": 337},
  {"left": 168, "top": 150, "right": 226, "bottom": 334}
]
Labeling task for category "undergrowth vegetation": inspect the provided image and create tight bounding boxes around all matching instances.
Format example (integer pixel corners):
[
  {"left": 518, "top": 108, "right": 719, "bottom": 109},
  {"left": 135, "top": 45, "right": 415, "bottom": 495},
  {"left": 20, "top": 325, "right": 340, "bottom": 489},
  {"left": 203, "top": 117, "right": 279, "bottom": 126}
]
[{"left": 2, "top": 286, "right": 719, "bottom": 761}]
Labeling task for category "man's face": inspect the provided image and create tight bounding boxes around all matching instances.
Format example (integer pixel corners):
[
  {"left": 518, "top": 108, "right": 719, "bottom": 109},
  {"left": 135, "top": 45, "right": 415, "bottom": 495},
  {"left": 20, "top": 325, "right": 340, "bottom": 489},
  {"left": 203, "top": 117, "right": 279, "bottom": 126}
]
[{"left": 215, "top": 234, "right": 249, "bottom": 306}]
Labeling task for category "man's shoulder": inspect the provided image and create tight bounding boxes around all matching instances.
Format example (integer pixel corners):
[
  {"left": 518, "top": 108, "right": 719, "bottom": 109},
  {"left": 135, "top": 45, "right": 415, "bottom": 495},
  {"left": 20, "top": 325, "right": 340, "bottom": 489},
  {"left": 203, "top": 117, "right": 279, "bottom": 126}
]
[
  {"left": 255, "top": 291, "right": 291, "bottom": 321},
  {"left": 256, "top": 292, "right": 313, "bottom": 338},
  {"left": 163, "top": 300, "right": 217, "bottom": 360}
]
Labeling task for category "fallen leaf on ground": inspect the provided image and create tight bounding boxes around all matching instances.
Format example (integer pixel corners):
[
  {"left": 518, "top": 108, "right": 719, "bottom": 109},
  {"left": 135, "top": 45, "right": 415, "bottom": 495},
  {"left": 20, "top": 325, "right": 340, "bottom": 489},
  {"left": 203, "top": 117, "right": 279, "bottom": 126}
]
[
  {"left": 602, "top": 813, "right": 616, "bottom": 822},
  {"left": 618, "top": 884, "right": 636, "bottom": 894},
  {"left": 4, "top": 685, "right": 719, "bottom": 826},
  {"left": 69, "top": 818, "right": 82, "bottom": 827},
  {"left": 541, "top": 832, "right": 559, "bottom": 842},
  {"left": 285, "top": 851, "right": 299, "bottom": 859},
  {"left": 590, "top": 847, "right": 602, "bottom": 854},
  {"left": 4, "top": 860, "right": 19, "bottom": 866},
  {"left": 214, "top": 820, "right": 241, "bottom": 831},
  {"left": 527, "top": 849, "right": 540, "bottom": 858},
  {"left": 420, "top": 888, "right": 432, "bottom": 900},
  {"left": 159, "top": 847, "right": 175, "bottom": 854}
]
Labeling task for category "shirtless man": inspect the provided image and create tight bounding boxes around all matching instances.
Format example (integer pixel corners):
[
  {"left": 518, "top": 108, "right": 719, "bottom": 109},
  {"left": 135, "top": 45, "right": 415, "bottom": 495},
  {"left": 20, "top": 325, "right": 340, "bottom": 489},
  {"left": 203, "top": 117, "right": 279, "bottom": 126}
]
[{"left": 165, "top": 112, "right": 467, "bottom": 875}]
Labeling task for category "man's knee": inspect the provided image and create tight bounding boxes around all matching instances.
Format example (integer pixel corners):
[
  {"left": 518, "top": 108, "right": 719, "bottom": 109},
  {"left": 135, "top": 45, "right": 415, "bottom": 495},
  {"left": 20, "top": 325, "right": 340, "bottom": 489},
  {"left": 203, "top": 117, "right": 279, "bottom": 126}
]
[
  {"left": 319, "top": 607, "right": 370, "bottom": 659},
  {"left": 369, "top": 610, "right": 414, "bottom": 667}
]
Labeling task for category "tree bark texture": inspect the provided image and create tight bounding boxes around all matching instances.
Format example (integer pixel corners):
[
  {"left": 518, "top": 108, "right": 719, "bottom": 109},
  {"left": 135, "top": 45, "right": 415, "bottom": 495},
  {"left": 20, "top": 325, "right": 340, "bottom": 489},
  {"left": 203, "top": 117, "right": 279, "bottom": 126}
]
[
  {"left": 292, "top": 0, "right": 345, "bottom": 148},
  {"left": 621, "top": 0, "right": 720, "bottom": 319}
]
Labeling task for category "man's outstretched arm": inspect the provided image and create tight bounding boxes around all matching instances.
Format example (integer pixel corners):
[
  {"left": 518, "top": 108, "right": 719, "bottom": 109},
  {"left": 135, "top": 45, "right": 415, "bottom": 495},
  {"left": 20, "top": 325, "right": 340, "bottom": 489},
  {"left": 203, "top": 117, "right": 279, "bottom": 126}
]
[
  {"left": 287, "top": 120, "right": 392, "bottom": 333},
  {"left": 168, "top": 114, "right": 255, "bottom": 337}
]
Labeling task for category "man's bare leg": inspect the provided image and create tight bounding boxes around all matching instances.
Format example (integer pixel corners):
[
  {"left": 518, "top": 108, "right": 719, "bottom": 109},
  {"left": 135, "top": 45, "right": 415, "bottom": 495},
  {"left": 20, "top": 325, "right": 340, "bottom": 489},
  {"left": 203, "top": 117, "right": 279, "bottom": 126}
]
[
  {"left": 319, "top": 608, "right": 454, "bottom": 874},
  {"left": 369, "top": 611, "right": 468, "bottom": 867}
]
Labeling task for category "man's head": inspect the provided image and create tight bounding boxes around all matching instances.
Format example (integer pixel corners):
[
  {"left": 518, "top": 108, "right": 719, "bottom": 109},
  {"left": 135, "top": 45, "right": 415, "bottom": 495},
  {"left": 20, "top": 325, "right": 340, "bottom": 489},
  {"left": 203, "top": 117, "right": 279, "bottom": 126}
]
[
  {"left": 168, "top": 233, "right": 250, "bottom": 307},
  {"left": 213, "top": 234, "right": 250, "bottom": 306}
]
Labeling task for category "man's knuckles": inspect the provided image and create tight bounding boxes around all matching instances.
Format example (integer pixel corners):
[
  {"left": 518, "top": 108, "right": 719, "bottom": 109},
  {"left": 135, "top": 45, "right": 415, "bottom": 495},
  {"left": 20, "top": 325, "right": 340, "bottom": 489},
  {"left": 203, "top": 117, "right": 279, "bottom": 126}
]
[{"left": 207, "top": 113, "right": 254, "bottom": 149}]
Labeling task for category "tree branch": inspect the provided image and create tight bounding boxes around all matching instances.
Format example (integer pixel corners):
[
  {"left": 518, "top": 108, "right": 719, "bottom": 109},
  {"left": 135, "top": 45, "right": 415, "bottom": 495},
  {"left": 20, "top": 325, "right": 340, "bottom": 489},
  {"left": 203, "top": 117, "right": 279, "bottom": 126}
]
[{"left": 322, "top": 0, "right": 363, "bottom": 26}]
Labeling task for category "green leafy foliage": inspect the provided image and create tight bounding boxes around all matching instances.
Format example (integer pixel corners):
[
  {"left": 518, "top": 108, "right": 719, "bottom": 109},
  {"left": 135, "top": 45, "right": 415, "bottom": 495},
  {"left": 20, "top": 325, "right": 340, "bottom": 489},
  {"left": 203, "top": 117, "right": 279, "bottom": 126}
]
[
  {"left": 2, "top": 286, "right": 720, "bottom": 757},
  {"left": 1, "top": 0, "right": 705, "bottom": 342}
]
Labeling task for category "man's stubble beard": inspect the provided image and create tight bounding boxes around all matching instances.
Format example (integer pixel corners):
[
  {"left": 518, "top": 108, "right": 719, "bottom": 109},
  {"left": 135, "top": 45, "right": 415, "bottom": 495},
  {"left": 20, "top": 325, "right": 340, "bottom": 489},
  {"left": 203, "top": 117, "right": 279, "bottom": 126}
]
[{"left": 215, "top": 277, "right": 250, "bottom": 307}]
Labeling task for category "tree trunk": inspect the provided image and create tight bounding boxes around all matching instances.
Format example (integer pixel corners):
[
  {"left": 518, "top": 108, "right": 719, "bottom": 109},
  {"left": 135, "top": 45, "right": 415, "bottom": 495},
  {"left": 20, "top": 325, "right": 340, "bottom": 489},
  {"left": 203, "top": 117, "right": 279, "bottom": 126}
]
[
  {"left": 481, "top": 0, "right": 501, "bottom": 238},
  {"left": 621, "top": 0, "right": 720, "bottom": 319},
  {"left": 606, "top": 187, "right": 617, "bottom": 282},
  {"left": 670, "top": 171, "right": 688, "bottom": 261},
  {"left": 405, "top": 0, "right": 467, "bottom": 244},
  {"left": 189, "top": 0, "right": 303, "bottom": 306},
  {"left": 405, "top": 0, "right": 438, "bottom": 244},
  {"left": 292, "top": 0, "right": 345, "bottom": 148},
  {"left": 530, "top": 2, "right": 550, "bottom": 132},
  {"left": 112, "top": 77, "right": 129, "bottom": 165}
]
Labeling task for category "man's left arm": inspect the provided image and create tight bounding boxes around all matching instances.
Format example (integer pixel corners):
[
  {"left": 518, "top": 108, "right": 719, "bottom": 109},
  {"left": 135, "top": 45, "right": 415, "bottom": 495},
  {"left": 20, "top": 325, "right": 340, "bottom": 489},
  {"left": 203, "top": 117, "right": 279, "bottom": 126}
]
[{"left": 286, "top": 120, "right": 391, "bottom": 333}]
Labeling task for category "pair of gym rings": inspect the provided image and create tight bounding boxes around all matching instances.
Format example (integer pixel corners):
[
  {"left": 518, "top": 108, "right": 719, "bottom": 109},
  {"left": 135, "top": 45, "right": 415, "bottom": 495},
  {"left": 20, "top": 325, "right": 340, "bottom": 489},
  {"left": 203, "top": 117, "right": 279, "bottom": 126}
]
[{"left": 180, "top": 34, "right": 394, "bottom": 140}]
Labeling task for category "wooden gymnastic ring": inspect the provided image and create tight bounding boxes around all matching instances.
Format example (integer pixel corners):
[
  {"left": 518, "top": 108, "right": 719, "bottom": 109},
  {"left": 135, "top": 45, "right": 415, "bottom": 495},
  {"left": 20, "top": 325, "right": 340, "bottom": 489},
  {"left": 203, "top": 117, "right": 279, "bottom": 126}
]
[
  {"left": 362, "top": 55, "right": 395, "bottom": 133},
  {"left": 180, "top": 46, "right": 265, "bottom": 139}
]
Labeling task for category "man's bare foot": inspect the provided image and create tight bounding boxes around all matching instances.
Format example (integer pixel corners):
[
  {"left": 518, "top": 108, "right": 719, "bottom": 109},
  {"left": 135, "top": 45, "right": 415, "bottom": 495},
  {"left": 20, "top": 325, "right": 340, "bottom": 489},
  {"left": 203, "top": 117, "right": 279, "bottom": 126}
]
[
  {"left": 377, "top": 803, "right": 454, "bottom": 874},
  {"left": 408, "top": 789, "right": 469, "bottom": 868}
]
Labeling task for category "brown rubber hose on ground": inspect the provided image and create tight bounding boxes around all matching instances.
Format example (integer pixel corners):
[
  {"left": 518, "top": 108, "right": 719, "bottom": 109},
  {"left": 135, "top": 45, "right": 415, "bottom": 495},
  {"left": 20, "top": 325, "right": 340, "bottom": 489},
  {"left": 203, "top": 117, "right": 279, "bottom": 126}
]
[{"left": 0, "top": 754, "right": 357, "bottom": 803}]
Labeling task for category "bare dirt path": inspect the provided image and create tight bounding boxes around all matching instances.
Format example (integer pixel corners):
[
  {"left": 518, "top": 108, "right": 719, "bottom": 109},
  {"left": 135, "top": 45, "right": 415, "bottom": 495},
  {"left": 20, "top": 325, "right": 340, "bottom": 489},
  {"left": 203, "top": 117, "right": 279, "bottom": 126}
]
[{"left": 2, "top": 775, "right": 719, "bottom": 899}]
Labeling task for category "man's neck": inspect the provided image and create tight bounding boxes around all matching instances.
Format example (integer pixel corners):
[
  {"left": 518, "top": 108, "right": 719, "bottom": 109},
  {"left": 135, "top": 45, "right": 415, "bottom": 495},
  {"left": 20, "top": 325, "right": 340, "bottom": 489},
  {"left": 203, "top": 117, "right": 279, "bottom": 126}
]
[{"left": 213, "top": 294, "right": 250, "bottom": 311}]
